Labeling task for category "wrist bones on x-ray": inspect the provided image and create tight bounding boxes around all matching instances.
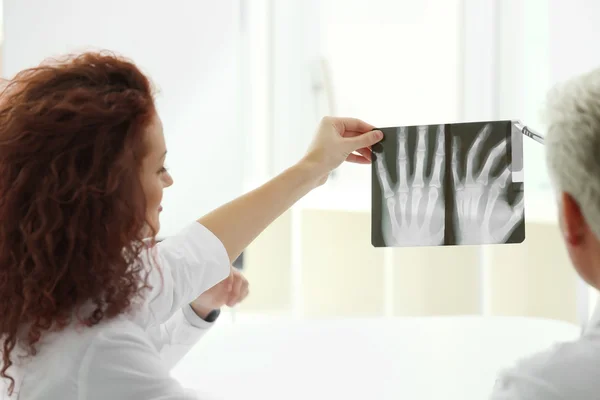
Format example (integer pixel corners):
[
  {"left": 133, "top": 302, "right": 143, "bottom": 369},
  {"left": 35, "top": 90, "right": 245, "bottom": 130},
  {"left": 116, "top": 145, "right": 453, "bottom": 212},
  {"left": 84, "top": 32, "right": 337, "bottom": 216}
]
[
  {"left": 452, "top": 123, "right": 524, "bottom": 244},
  {"left": 375, "top": 125, "right": 445, "bottom": 246}
]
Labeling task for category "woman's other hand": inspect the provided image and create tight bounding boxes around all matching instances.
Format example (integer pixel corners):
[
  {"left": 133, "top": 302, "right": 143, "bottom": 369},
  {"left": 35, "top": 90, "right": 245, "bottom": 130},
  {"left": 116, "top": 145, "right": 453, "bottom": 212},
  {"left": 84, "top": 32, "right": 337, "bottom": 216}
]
[
  {"left": 189, "top": 266, "right": 249, "bottom": 319},
  {"left": 302, "top": 116, "right": 383, "bottom": 185}
]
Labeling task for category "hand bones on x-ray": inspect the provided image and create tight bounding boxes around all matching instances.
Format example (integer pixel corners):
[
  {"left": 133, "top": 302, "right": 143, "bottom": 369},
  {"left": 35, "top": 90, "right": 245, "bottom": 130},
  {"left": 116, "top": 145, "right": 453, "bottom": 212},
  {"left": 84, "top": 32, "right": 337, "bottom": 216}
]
[
  {"left": 375, "top": 125, "right": 445, "bottom": 246},
  {"left": 452, "top": 123, "right": 525, "bottom": 244}
]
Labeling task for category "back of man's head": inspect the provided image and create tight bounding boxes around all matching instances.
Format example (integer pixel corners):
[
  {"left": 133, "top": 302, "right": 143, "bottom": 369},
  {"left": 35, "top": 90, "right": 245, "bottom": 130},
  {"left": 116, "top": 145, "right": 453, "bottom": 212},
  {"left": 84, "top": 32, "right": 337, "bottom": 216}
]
[
  {"left": 544, "top": 66, "right": 600, "bottom": 287},
  {"left": 545, "top": 66, "right": 600, "bottom": 240}
]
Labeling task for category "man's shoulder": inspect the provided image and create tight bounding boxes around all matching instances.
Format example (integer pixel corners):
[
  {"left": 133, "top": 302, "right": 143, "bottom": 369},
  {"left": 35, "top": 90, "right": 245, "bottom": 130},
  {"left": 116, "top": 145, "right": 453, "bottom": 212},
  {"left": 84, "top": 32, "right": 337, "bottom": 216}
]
[{"left": 490, "top": 335, "right": 600, "bottom": 399}]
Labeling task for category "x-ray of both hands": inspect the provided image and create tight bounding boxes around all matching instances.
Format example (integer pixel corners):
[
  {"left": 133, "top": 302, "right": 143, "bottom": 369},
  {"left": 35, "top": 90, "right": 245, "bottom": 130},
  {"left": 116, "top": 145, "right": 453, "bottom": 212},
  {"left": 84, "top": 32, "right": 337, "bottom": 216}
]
[{"left": 375, "top": 123, "right": 525, "bottom": 247}]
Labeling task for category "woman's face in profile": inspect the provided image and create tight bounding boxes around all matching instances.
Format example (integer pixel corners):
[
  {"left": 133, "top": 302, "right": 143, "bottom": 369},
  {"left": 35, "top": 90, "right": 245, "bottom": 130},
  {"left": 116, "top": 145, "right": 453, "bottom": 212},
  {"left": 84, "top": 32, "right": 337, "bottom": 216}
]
[{"left": 140, "top": 113, "right": 173, "bottom": 236}]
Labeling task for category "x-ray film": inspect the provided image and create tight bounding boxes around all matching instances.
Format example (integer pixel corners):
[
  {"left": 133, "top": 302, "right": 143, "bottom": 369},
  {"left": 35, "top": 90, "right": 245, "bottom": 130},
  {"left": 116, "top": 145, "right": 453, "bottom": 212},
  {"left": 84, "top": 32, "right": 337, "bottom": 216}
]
[{"left": 371, "top": 120, "right": 525, "bottom": 247}]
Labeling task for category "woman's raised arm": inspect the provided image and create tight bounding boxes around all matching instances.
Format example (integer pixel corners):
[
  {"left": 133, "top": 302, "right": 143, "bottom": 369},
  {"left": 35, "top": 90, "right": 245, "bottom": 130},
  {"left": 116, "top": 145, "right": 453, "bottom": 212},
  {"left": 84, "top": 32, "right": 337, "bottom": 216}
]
[{"left": 197, "top": 116, "right": 383, "bottom": 263}]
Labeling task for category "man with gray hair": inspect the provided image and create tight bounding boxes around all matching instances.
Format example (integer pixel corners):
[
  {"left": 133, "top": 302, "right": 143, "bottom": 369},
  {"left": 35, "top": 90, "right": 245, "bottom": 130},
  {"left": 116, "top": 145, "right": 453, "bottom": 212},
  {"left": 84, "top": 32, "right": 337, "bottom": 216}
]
[{"left": 489, "top": 66, "right": 600, "bottom": 399}]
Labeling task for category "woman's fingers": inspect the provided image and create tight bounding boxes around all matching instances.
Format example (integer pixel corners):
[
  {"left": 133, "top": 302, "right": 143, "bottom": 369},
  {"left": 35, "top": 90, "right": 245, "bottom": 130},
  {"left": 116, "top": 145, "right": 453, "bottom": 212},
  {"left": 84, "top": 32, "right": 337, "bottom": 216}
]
[
  {"left": 239, "top": 278, "right": 249, "bottom": 302},
  {"left": 303, "top": 116, "right": 380, "bottom": 176},
  {"left": 355, "top": 146, "right": 372, "bottom": 161},
  {"left": 225, "top": 268, "right": 234, "bottom": 291},
  {"left": 227, "top": 275, "right": 242, "bottom": 307},
  {"left": 345, "top": 129, "right": 383, "bottom": 152},
  {"left": 328, "top": 116, "right": 376, "bottom": 135},
  {"left": 343, "top": 131, "right": 376, "bottom": 163},
  {"left": 226, "top": 269, "right": 249, "bottom": 307},
  {"left": 346, "top": 153, "right": 371, "bottom": 164},
  {"left": 343, "top": 131, "right": 377, "bottom": 159}
]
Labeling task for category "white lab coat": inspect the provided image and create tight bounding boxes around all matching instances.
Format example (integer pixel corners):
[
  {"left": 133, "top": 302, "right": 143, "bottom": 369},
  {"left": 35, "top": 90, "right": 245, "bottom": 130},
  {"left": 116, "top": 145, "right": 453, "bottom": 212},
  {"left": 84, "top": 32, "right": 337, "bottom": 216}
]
[{"left": 2, "top": 222, "right": 230, "bottom": 400}]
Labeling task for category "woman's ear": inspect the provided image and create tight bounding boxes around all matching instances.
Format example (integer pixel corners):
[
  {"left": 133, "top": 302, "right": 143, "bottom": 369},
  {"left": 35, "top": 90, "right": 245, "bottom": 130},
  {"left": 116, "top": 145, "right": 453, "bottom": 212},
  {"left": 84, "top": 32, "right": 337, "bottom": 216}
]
[{"left": 561, "top": 192, "right": 585, "bottom": 246}]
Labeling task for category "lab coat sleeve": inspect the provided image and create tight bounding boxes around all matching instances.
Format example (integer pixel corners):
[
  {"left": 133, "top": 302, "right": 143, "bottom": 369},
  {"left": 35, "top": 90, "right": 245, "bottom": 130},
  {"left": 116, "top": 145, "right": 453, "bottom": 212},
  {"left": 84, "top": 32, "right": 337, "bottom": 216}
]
[
  {"left": 79, "top": 327, "right": 203, "bottom": 400},
  {"left": 135, "top": 222, "right": 230, "bottom": 330},
  {"left": 146, "top": 304, "right": 217, "bottom": 371}
]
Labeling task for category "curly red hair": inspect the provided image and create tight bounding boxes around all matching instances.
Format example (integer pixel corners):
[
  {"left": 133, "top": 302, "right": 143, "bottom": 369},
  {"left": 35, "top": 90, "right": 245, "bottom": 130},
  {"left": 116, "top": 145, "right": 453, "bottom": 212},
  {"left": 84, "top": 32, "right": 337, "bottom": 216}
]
[{"left": 0, "top": 52, "right": 159, "bottom": 395}]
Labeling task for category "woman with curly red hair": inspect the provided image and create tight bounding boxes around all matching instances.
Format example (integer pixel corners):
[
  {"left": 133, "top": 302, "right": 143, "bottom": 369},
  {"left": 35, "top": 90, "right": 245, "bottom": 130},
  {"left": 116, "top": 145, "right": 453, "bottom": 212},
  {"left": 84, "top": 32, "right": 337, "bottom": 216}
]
[{"left": 0, "top": 51, "right": 382, "bottom": 399}]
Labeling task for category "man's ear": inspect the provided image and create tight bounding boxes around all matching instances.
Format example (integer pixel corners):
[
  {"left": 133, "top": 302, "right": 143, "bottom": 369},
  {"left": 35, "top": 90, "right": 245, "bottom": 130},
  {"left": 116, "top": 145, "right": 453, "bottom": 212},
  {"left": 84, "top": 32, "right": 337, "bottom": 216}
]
[{"left": 561, "top": 192, "right": 585, "bottom": 245}]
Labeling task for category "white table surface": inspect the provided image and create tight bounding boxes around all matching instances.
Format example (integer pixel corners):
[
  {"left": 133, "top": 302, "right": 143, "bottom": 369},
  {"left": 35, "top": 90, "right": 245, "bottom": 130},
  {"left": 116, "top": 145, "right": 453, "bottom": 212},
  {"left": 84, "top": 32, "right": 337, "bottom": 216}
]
[{"left": 171, "top": 315, "right": 580, "bottom": 400}]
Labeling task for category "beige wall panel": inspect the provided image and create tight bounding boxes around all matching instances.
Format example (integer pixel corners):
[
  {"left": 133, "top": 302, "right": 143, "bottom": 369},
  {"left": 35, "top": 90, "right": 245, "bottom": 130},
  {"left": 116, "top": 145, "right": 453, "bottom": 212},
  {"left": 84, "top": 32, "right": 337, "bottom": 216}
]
[{"left": 301, "top": 210, "right": 385, "bottom": 317}]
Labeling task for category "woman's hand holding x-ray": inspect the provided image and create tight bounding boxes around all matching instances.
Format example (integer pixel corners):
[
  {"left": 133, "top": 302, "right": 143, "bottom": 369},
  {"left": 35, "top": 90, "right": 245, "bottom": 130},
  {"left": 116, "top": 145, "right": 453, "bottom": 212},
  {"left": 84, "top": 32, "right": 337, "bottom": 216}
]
[
  {"left": 304, "top": 117, "right": 384, "bottom": 185},
  {"left": 452, "top": 124, "right": 524, "bottom": 244},
  {"left": 375, "top": 126, "right": 445, "bottom": 246}
]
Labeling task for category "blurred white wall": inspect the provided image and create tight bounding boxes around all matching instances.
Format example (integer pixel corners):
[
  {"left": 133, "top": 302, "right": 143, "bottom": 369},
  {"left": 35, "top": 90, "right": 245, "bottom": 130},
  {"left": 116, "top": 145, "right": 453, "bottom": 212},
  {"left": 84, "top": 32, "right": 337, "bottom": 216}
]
[
  {"left": 548, "top": 0, "right": 600, "bottom": 83},
  {"left": 318, "top": 0, "right": 463, "bottom": 199},
  {"left": 270, "top": 0, "right": 322, "bottom": 175},
  {"left": 2, "top": 0, "right": 245, "bottom": 237}
]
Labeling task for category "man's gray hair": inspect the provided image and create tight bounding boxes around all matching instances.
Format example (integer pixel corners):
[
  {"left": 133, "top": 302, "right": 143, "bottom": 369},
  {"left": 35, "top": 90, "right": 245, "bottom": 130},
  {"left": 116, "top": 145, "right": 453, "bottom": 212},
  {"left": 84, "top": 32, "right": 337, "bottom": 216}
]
[{"left": 544, "top": 66, "right": 600, "bottom": 240}]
